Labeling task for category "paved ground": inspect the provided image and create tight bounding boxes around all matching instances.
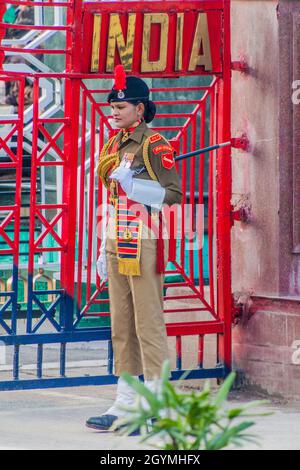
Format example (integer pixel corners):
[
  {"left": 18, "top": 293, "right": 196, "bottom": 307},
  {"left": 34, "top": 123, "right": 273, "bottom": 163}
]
[{"left": 0, "top": 382, "right": 299, "bottom": 450}]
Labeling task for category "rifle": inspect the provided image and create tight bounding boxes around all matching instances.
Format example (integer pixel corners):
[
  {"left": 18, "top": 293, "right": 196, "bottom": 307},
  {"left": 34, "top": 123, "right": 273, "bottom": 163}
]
[{"left": 133, "top": 141, "right": 232, "bottom": 175}]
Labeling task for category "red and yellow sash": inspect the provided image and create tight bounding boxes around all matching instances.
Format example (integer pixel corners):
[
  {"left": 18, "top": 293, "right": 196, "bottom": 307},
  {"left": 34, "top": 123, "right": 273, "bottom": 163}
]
[{"left": 115, "top": 194, "right": 143, "bottom": 276}]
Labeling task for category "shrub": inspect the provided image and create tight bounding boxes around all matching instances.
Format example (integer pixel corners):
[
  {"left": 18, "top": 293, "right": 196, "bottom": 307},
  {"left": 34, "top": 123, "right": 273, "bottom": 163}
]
[{"left": 112, "top": 360, "right": 271, "bottom": 450}]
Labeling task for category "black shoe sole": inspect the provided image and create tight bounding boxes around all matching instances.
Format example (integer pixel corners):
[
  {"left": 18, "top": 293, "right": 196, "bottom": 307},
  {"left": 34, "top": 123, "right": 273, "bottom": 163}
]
[
  {"left": 86, "top": 421, "right": 141, "bottom": 436},
  {"left": 85, "top": 422, "right": 113, "bottom": 432}
]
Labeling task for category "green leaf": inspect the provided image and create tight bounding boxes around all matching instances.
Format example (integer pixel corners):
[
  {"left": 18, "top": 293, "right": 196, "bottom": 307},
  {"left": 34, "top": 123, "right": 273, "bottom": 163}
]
[
  {"left": 206, "top": 421, "right": 255, "bottom": 450},
  {"left": 213, "top": 372, "right": 236, "bottom": 407},
  {"left": 161, "top": 359, "right": 172, "bottom": 383},
  {"left": 121, "top": 372, "right": 160, "bottom": 413}
]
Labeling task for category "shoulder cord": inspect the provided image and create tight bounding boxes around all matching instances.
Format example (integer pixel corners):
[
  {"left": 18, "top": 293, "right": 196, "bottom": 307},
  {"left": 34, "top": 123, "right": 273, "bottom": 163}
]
[
  {"left": 97, "top": 134, "right": 120, "bottom": 188},
  {"left": 142, "top": 137, "right": 158, "bottom": 182}
]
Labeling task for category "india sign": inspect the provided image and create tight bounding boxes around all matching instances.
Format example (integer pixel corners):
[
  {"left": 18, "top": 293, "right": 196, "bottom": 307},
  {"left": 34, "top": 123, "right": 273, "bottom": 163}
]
[{"left": 82, "top": 2, "right": 223, "bottom": 76}]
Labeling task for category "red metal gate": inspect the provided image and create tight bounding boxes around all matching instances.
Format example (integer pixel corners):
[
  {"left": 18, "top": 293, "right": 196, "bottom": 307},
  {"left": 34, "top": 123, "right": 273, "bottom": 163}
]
[{"left": 0, "top": 0, "right": 232, "bottom": 390}]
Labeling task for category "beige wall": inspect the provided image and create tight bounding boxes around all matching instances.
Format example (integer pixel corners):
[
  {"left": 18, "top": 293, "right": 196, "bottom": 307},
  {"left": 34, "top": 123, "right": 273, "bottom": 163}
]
[{"left": 231, "top": 0, "right": 280, "bottom": 296}]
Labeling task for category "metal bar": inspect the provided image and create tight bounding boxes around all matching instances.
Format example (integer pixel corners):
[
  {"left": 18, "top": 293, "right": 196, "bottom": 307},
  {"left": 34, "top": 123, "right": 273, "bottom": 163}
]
[
  {"left": 30, "top": 247, "right": 65, "bottom": 253},
  {"left": 188, "top": 113, "right": 196, "bottom": 285},
  {"left": 0, "top": 46, "right": 71, "bottom": 54},
  {"left": 155, "top": 100, "right": 203, "bottom": 105},
  {"left": 37, "top": 344, "right": 43, "bottom": 379},
  {"left": 76, "top": 88, "right": 87, "bottom": 310},
  {"left": 198, "top": 335, "right": 204, "bottom": 369},
  {"left": 3, "top": 1, "right": 73, "bottom": 6},
  {"left": 36, "top": 204, "right": 67, "bottom": 210},
  {"left": 164, "top": 295, "right": 199, "bottom": 301},
  {"left": 60, "top": 78, "right": 81, "bottom": 330},
  {"left": 163, "top": 282, "right": 188, "bottom": 288},
  {"left": 38, "top": 162, "right": 65, "bottom": 166},
  {"left": 180, "top": 131, "right": 187, "bottom": 271},
  {"left": 0, "top": 163, "right": 17, "bottom": 169},
  {"left": 86, "top": 104, "right": 96, "bottom": 301},
  {"left": 166, "top": 321, "right": 224, "bottom": 336},
  {"left": 0, "top": 249, "right": 14, "bottom": 255},
  {"left": 216, "top": 334, "right": 220, "bottom": 366},
  {"left": 13, "top": 344, "right": 20, "bottom": 381},
  {"left": 0, "top": 368, "right": 226, "bottom": 392},
  {"left": 0, "top": 23, "right": 72, "bottom": 31},
  {"left": 95, "top": 119, "right": 105, "bottom": 291},
  {"left": 216, "top": 0, "right": 232, "bottom": 374},
  {"left": 198, "top": 101, "right": 206, "bottom": 297},
  {"left": 108, "top": 340, "right": 113, "bottom": 375},
  {"left": 60, "top": 343, "right": 66, "bottom": 377},
  {"left": 164, "top": 307, "right": 213, "bottom": 314},
  {"left": 27, "top": 77, "right": 39, "bottom": 334},
  {"left": 176, "top": 336, "right": 182, "bottom": 370},
  {"left": 208, "top": 87, "right": 216, "bottom": 312},
  {"left": 0, "top": 329, "right": 112, "bottom": 346},
  {"left": 83, "top": 0, "right": 225, "bottom": 11},
  {"left": 38, "top": 118, "right": 70, "bottom": 124},
  {"left": 80, "top": 312, "right": 110, "bottom": 317},
  {"left": 0, "top": 119, "right": 19, "bottom": 124}
]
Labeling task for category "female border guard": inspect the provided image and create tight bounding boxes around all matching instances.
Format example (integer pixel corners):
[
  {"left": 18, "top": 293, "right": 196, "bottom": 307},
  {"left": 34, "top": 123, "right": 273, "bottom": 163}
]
[{"left": 86, "top": 66, "right": 182, "bottom": 431}]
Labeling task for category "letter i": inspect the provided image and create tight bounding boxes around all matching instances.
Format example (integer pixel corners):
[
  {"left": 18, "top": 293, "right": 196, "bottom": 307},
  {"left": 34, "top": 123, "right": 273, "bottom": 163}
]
[{"left": 175, "top": 13, "right": 184, "bottom": 71}]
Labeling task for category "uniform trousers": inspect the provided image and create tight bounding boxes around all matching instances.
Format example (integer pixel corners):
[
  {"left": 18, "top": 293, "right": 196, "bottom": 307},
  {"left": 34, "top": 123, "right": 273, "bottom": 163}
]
[{"left": 106, "top": 227, "right": 169, "bottom": 380}]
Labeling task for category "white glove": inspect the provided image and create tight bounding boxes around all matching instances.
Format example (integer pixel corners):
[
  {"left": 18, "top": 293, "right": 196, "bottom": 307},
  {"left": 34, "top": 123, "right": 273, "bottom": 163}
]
[
  {"left": 128, "top": 178, "right": 166, "bottom": 210},
  {"left": 109, "top": 166, "right": 133, "bottom": 195},
  {"left": 96, "top": 252, "right": 107, "bottom": 281},
  {"left": 97, "top": 237, "right": 107, "bottom": 281}
]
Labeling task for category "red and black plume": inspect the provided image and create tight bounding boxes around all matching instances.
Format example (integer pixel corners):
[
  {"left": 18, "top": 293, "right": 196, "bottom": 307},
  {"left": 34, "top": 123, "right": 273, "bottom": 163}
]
[{"left": 113, "top": 65, "right": 126, "bottom": 98}]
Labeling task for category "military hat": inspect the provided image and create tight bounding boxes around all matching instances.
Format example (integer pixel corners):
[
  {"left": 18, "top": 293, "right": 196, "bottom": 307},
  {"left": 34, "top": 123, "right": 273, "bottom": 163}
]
[{"left": 107, "top": 65, "right": 150, "bottom": 102}]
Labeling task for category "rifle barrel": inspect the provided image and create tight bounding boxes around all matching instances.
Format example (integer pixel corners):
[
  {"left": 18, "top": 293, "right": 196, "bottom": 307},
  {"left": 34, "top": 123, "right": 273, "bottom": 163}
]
[{"left": 175, "top": 141, "right": 231, "bottom": 162}]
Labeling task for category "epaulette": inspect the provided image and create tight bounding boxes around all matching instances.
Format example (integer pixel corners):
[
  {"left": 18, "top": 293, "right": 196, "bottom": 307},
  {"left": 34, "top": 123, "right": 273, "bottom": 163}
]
[{"left": 143, "top": 133, "right": 175, "bottom": 172}]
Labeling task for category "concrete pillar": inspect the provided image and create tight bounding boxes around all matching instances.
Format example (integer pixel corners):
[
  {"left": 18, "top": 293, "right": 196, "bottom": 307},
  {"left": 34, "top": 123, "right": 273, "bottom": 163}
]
[{"left": 231, "top": 0, "right": 300, "bottom": 399}]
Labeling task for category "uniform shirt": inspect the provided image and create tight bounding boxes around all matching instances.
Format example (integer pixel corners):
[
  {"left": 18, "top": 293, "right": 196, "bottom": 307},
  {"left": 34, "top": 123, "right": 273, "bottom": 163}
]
[{"left": 112, "top": 120, "right": 183, "bottom": 206}]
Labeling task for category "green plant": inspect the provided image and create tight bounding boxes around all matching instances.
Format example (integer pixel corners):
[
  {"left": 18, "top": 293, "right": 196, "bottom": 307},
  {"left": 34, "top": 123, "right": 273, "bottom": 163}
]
[{"left": 112, "top": 360, "right": 271, "bottom": 450}]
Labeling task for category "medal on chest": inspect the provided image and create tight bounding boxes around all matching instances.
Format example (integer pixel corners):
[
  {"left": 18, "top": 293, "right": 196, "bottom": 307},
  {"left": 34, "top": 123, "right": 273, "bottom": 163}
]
[{"left": 120, "top": 152, "right": 135, "bottom": 169}]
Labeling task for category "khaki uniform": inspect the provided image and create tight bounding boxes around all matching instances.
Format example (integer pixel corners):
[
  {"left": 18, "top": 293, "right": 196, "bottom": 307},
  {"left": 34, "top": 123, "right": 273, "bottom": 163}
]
[{"left": 102, "top": 121, "right": 182, "bottom": 380}]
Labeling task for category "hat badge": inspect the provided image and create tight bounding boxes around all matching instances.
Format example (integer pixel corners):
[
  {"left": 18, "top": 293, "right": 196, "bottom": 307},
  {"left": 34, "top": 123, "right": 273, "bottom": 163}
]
[{"left": 114, "top": 65, "right": 126, "bottom": 100}]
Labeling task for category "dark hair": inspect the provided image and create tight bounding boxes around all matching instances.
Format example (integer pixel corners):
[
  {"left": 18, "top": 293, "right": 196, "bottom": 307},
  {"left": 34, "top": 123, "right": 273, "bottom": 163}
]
[
  {"left": 144, "top": 100, "right": 156, "bottom": 123},
  {"left": 130, "top": 99, "right": 156, "bottom": 123}
]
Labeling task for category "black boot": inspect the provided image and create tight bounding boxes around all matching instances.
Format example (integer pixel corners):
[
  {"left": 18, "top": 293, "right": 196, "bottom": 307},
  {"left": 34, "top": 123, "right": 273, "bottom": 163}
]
[
  {"left": 86, "top": 414, "right": 118, "bottom": 431},
  {"left": 86, "top": 413, "right": 141, "bottom": 435},
  {"left": 86, "top": 377, "right": 140, "bottom": 433}
]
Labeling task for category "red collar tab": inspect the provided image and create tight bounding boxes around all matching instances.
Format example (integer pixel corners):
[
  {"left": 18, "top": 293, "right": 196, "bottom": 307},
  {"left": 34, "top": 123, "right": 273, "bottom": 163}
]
[{"left": 122, "top": 120, "right": 142, "bottom": 135}]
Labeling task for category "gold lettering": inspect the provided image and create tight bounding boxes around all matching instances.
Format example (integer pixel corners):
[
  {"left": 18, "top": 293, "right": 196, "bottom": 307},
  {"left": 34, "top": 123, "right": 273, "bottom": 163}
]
[
  {"left": 175, "top": 13, "right": 184, "bottom": 71},
  {"left": 106, "top": 13, "right": 136, "bottom": 72},
  {"left": 91, "top": 14, "right": 101, "bottom": 72},
  {"left": 141, "top": 13, "right": 169, "bottom": 72},
  {"left": 188, "top": 13, "right": 212, "bottom": 71}
]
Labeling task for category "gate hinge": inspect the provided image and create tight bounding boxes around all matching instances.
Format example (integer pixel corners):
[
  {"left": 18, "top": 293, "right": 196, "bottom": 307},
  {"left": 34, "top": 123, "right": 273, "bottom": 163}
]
[
  {"left": 231, "top": 57, "right": 249, "bottom": 74},
  {"left": 231, "top": 133, "right": 250, "bottom": 151},
  {"left": 230, "top": 203, "right": 252, "bottom": 226},
  {"left": 232, "top": 295, "right": 243, "bottom": 325},
  {"left": 232, "top": 291, "right": 254, "bottom": 325}
]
